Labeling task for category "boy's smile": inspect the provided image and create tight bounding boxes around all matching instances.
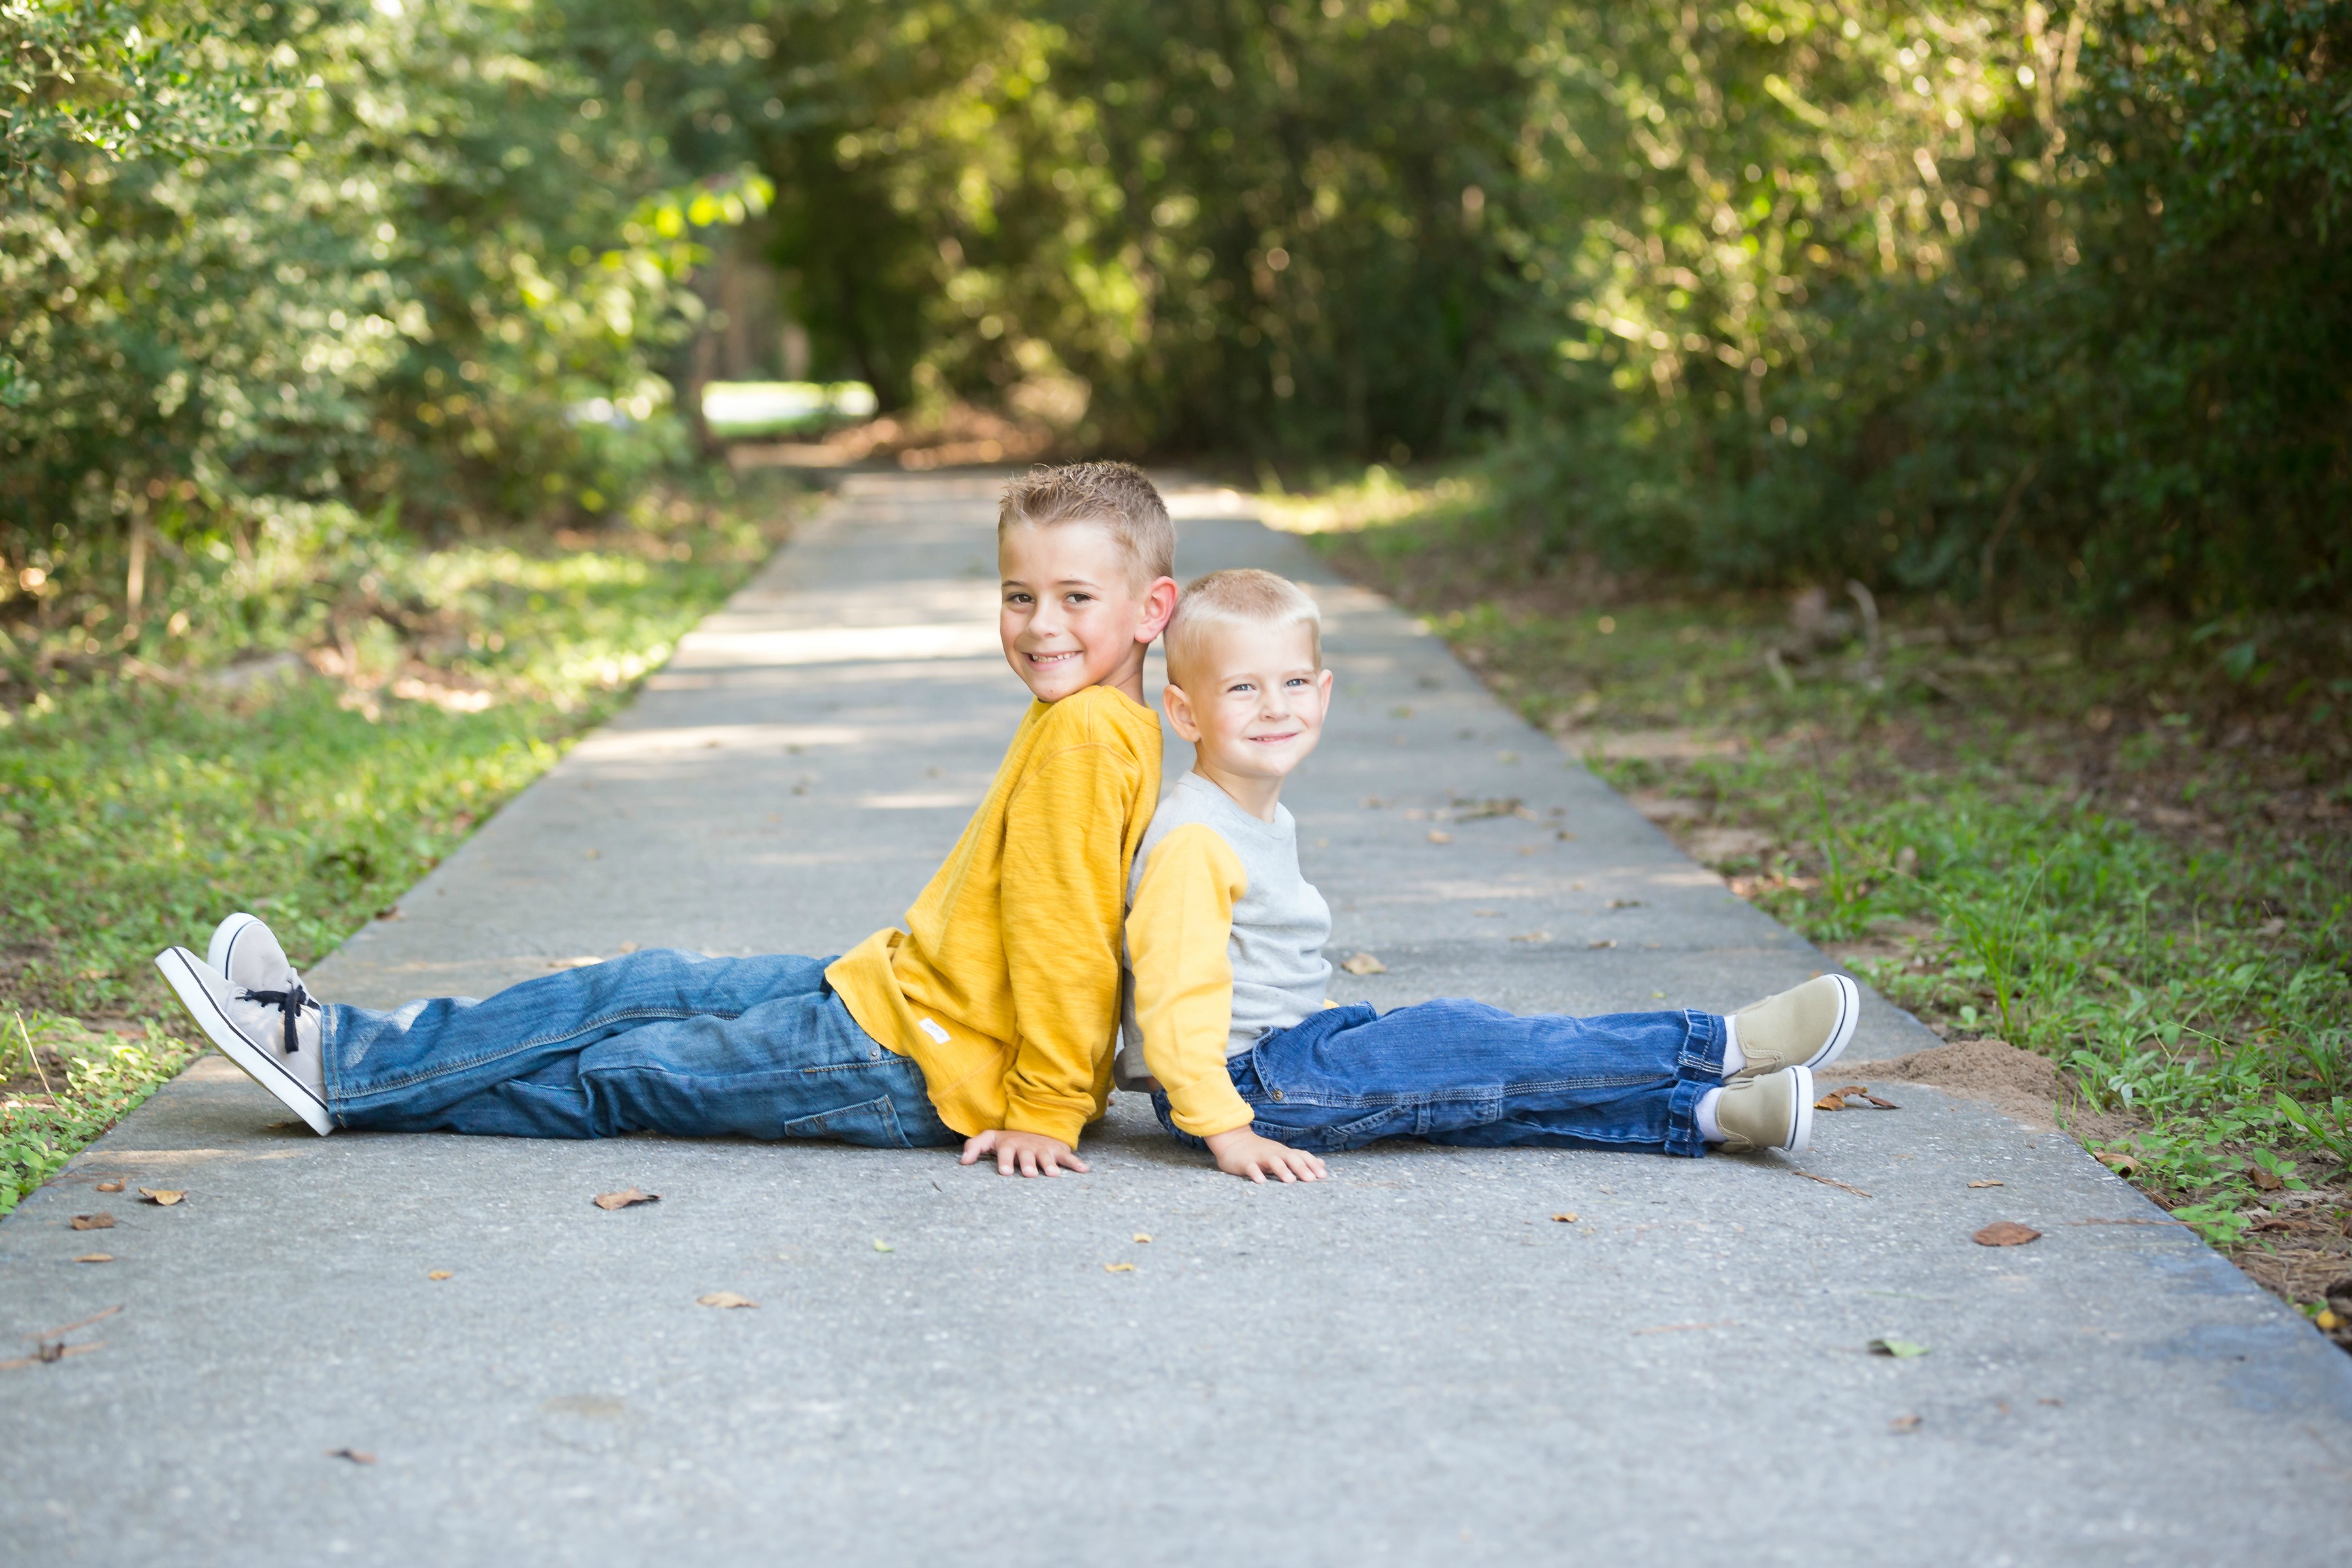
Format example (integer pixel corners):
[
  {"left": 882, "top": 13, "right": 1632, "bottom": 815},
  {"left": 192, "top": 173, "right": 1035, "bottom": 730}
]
[
  {"left": 1163, "top": 621, "right": 1332, "bottom": 821},
  {"left": 998, "top": 521, "right": 1177, "bottom": 706}
]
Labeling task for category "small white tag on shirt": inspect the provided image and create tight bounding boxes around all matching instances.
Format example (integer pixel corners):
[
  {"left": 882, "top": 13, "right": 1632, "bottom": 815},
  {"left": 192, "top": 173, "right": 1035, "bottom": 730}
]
[{"left": 917, "top": 1017, "right": 950, "bottom": 1045}]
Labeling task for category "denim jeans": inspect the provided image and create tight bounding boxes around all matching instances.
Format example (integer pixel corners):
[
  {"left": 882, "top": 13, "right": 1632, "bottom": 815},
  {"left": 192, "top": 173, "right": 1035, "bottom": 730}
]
[
  {"left": 321, "top": 949, "right": 958, "bottom": 1147},
  {"left": 1151, "top": 999, "right": 1723, "bottom": 1158}
]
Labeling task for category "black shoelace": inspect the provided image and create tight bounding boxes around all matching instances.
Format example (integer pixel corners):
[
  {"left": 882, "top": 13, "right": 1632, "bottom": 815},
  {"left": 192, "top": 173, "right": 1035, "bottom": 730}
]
[{"left": 238, "top": 981, "right": 318, "bottom": 1056}]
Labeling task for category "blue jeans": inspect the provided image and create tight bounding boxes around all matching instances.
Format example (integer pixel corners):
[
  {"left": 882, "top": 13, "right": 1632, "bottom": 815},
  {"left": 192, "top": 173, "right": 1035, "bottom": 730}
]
[
  {"left": 320, "top": 949, "right": 957, "bottom": 1147},
  {"left": 1151, "top": 1000, "right": 1723, "bottom": 1158}
]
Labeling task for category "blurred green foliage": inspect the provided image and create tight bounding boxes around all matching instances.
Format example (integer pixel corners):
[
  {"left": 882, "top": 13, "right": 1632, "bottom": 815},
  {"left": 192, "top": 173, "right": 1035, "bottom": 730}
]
[
  {"left": 650, "top": 0, "right": 2345, "bottom": 620},
  {"left": 2, "top": 0, "right": 766, "bottom": 664},
  {"left": 8, "top": 0, "right": 2343, "bottom": 653}
]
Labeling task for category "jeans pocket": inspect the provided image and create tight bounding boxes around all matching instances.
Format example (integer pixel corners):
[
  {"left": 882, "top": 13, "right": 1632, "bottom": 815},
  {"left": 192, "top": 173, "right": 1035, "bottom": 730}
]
[
  {"left": 781, "top": 1094, "right": 913, "bottom": 1149},
  {"left": 1272, "top": 1103, "right": 1414, "bottom": 1153}
]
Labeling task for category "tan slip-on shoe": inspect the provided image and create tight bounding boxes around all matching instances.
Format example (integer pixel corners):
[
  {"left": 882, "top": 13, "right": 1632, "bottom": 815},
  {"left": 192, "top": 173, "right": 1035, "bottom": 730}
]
[
  {"left": 1727, "top": 973, "right": 1860, "bottom": 1078},
  {"left": 1711, "top": 1065, "right": 1813, "bottom": 1154}
]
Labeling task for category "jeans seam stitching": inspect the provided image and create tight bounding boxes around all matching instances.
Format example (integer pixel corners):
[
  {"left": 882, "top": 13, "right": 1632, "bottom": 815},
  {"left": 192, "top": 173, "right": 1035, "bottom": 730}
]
[{"left": 346, "top": 1007, "right": 746, "bottom": 1097}]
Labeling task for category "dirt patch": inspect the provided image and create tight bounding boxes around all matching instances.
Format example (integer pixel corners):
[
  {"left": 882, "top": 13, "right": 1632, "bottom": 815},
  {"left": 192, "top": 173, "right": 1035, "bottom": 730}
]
[{"left": 1876, "top": 1037, "right": 2142, "bottom": 1143}]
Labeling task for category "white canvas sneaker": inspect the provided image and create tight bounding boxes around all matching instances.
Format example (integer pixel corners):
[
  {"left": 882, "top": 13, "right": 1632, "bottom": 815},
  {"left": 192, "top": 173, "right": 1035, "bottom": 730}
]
[
  {"left": 207, "top": 911, "right": 294, "bottom": 992},
  {"left": 154, "top": 945, "right": 334, "bottom": 1135}
]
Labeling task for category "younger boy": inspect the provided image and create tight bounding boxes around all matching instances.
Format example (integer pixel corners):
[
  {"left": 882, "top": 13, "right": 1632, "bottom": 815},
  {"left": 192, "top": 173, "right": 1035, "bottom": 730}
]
[
  {"left": 1117, "top": 569, "right": 1859, "bottom": 1183},
  {"left": 157, "top": 463, "right": 1179, "bottom": 1178}
]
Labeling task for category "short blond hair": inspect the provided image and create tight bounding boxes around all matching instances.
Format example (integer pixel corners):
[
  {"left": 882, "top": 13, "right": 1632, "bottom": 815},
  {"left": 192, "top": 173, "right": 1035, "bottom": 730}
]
[
  {"left": 998, "top": 461, "right": 1175, "bottom": 585},
  {"left": 1164, "top": 568, "right": 1323, "bottom": 687}
]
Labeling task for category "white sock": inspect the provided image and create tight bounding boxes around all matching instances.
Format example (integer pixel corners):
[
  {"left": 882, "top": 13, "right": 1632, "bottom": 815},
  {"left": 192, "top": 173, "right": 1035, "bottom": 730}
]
[
  {"left": 1718, "top": 1015, "right": 1744, "bottom": 1077},
  {"left": 1696, "top": 1086, "right": 1725, "bottom": 1143}
]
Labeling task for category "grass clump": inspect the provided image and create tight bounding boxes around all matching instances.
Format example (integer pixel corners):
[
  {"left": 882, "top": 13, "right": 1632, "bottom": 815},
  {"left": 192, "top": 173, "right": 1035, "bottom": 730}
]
[
  {"left": 0, "top": 475, "right": 798, "bottom": 1213},
  {"left": 1317, "top": 479, "right": 2352, "bottom": 1328}
]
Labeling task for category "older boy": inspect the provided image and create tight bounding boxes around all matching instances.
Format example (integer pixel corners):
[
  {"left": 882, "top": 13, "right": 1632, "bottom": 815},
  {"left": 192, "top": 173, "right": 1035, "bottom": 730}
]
[
  {"left": 157, "top": 463, "right": 1177, "bottom": 1178},
  {"left": 1118, "top": 569, "right": 1859, "bottom": 1183}
]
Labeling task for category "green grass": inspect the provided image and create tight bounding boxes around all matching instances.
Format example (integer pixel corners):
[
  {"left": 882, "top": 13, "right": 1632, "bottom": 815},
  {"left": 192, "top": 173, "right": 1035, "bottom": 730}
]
[
  {"left": 1312, "top": 478, "right": 2352, "bottom": 1313},
  {"left": 0, "top": 474, "right": 797, "bottom": 1211}
]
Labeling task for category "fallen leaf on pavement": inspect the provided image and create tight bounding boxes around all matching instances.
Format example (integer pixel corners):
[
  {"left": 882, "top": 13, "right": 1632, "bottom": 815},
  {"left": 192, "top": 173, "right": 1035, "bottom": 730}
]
[
  {"left": 1426, "top": 830, "right": 1453, "bottom": 844},
  {"left": 137, "top": 1188, "right": 184, "bottom": 1206},
  {"left": 1588, "top": 938, "right": 1617, "bottom": 950},
  {"left": 1833, "top": 1084, "right": 1870, "bottom": 1096},
  {"left": 427, "top": 1271, "right": 452, "bottom": 1281},
  {"left": 1815, "top": 1092, "right": 1847, "bottom": 1111},
  {"left": 1132, "top": 1232, "right": 1152, "bottom": 1243},
  {"left": 1974, "top": 1221, "right": 2042, "bottom": 1247},
  {"left": 326, "top": 1448, "right": 376, "bottom": 1464},
  {"left": 1551, "top": 1212, "right": 1578, "bottom": 1223},
  {"left": 1793, "top": 1169, "right": 1872, "bottom": 1198},
  {"left": 872, "top": 1238, "right": 894, "bottom": 1252},
  {"left": 1968, "top": 1179, "right": 2004, "bottom": 1188},
  {"left": 591, "top": 1188, "right": 659, "bottom": 1211},
  {"left": 1, "top": 1343, "right": 104, "bottom": 1370},
  {"left": 74, "top": 1254, "right": 112, "bottom": 1264},
  {"left": 1862, "top": 1094, "right": 1901, "bottom": 1109},
  {"left": 93, "top": 1181, "right": 123, "bottom": 1193},
  {"left": 1889, "top": 1414, "right": 1921, "bottom": 1433},
  {"left": 69, "top": 1213, "right": 114, "bottom": 1230},
  {"left": 1103, "top": 1262, "right": 1135, "bottom": 1273},
  {"left": 1340, "top": 952, "right": 1386, "bottom": 975},
  {"left": 1869, "top": 1337, "right": 1931, "bottom": 1358},
  {"left": 1509, "top": 931, "right": 1551, "bottom": 944},
  {"left": 696, "top": 1292, "right": 757, "bottom": 1309}
]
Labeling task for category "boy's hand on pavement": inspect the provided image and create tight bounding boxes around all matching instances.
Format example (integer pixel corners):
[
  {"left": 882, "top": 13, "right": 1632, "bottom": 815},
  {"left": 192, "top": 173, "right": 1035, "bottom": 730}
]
[
  {"left": 1203, "top": 1127, "right": 1327, "bottom": 1184},
  {"left": 960, "top": 1129, "right": 1090, "bottom": 1177}
]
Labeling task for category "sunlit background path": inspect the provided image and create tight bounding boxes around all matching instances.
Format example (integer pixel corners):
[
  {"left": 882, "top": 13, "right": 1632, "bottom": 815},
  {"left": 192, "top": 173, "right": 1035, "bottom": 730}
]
[{"left": 3, "top": 475, "right": 2345, "bottom": 1565}]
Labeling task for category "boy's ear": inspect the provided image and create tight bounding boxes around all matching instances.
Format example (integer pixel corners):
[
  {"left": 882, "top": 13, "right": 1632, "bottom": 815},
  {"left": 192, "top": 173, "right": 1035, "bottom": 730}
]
[
  {"left": 1161, "top": 680, "right": 1202, "bottom": 743},
  {"left": 1134, "top": 576, "right": 1179, "bottom": 644}
]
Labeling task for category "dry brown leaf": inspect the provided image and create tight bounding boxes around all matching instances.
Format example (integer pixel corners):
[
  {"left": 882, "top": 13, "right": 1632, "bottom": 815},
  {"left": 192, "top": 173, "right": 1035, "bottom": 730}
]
[
  {"left": 1815, "top": 1093, "right": 1848, "bottom": 1111},
  {"left": 326, "top": 1448, "right": 376, "bottom": 1465},
  {"left": 2250, "top": 1167, "right": 2284, "bottom": 1192},
  {"left": 591, "top": 1188, "right": 660, "bottom": 1211},
  {"left": 2093, "top": 1149, "right": 2141, "bottom": 1177},
  {"left": 137, "top": 1188, "right": 184, "bottom": 1206},
  {"left": 427, "top": 1270, "right": 453, "bottom": 1281},
  {"left": 0, "top": 1343, "right": 105, "bottom": 1371},
  {"left": 1833, "top": 1084, "right": 1870, "bottom": 1097},
  {"left": 1968, "top": 1179, "right": 2005, "bottom": 1188},
  {"left": 1551, "top": 1212, "right": 1578, "bottom": 1223},
  {"left": 69, "top": 1213, "right": 115, "bottom": 1231},
  {"left": 1863, "top": 1094, "right": 1902, "bottom": 1109},
  {"left": 1426, "top": 830, "right": 1453, "bottom": 844},
  {"left": 1793, "top": 1169, "right": 1872, "bottom": 1198},
  {"left": 1888, "top": 1414, "right": 1921, "bottom": 1433},
  {"left": 1132, "top": 1232, "right": 1152, "bottom": 1243},
  {"left": 1587, "top": 938, "right": 1617, "bottom": 950},
  {"left": 1103, "top": 1262, "right": 1136, "bottom": 1273},
  {"left": 74, "top": 1254, "right": 112, "bottom": 1264},
  {"left": 93, "top": 1181, "right": 123, "bottom": 1194},
  {"left": 696, "top": 1292, "right": 757, "bottom": 1309},
  {"left": 1339, "top": 952, "right": 1386, "bottom": 976},
  {"left": 1973, "top": 1221, "right": 2042, "bottom": 1247}
]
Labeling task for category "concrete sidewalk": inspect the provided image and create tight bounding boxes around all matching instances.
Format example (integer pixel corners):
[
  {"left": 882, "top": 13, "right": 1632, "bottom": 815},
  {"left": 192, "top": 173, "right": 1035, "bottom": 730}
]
[{"left": 3, "top": 473, "right": 2347, "bottom": 1565}]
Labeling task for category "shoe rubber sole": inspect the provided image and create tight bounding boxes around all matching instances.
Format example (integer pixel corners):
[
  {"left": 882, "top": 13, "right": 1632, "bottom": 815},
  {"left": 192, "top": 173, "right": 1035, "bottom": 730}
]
[
  {"left": 206, "top": 911, "right": 267, "bottom": 980},
  {"left": 154, "top": 947, "right": 334, "bottom": 1136},
  {"left": 1784, "top": 1064, "right": 1815, "bottom": 1153}
]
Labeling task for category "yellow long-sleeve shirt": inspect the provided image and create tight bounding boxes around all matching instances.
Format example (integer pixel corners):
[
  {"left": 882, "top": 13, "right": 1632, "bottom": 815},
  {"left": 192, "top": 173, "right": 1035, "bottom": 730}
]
[
  {"left": 825, "top": 683, "right": 1162, "bottom": 1147},
  {"left": 1121, "top": 772, "right": 1335, "bottom": 1137}
]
